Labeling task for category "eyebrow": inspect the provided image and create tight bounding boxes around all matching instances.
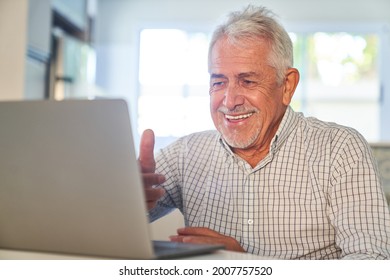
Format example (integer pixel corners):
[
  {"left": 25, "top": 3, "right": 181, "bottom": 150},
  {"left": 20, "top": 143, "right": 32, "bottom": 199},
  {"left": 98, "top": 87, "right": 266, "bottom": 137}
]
[
  {"left": 237, "top": 72, "right": 259, "bottom": 78},
  {"left": 210, "top": 72, "right": 259, "bottom": 79},
  {"left": 210, "top": 73, "right": 227, "bottom": 79}
]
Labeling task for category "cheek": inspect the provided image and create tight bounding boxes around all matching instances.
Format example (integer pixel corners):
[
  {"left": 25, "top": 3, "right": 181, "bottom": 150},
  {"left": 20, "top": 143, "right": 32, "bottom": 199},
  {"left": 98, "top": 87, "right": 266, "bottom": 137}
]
[
  {"left": 209, "top": 95, "right": 223, "bottom": 125},
  {"left": 252, "top": 88, "right": 283, "bottom": 109},
  {"left": 210, "top": 94, "right": 222, "bottom": 113}
]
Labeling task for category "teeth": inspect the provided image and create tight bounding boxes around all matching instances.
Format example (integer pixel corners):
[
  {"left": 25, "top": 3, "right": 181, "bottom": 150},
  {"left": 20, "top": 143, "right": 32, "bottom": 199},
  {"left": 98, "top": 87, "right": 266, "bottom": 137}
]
[{"left": 225, "top": 112, "right": 253, "bottom": 120}]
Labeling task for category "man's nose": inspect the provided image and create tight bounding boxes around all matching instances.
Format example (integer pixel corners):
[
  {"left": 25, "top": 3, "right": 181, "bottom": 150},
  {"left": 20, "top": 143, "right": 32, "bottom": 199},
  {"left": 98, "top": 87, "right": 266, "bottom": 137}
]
[{"left": 223, "top": 83, "right": 245, "bottom": 110}]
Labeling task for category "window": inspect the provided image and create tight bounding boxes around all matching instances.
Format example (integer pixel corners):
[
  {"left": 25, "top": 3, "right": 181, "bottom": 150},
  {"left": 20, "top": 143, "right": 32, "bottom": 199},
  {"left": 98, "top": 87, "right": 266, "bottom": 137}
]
[
  {"left": 291, "top": 32, "right": 380, "bottom": 141},
  {"left": 138, "top": 29, "right": 381, "bottom": 151},
  {"left": 138, "top": 29, "right": 213, "bottom": 150}
]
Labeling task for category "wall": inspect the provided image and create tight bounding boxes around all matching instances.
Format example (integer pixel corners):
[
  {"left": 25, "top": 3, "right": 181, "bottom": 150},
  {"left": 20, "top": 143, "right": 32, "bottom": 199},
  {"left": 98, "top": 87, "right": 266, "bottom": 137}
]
[
  {"left": 0, "top": 0, "right": 52, "bottom": 101},
  {"left": 0, "top": 0, "right": 28, "bottom": 100}
]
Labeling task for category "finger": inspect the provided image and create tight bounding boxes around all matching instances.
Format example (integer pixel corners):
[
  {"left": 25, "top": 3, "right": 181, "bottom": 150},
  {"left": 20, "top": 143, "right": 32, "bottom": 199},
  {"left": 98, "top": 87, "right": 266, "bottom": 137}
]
[
  {"left": 171, "top": 234, "right": 243, "bottom": 252},
  {"left": 170, "top": 235, "right": 222, "bottom": 246},
  {"left": 147, "top": 201, "right": 159, "bottom": 210},
  {"left": 170, "top": 235, "right": 211, "bottom": 243},
  {"left": 169, "top": 235, "right": 184, "bottom": 242},
  {"left": 176, "top": 227, "right": 222, "bottom": 238},
  {"left": 145, "top": 188, "right": 165, "bottom": 210},
  {"left": 143, "top": 173, "right": 166, "bottom": 187},
  {"left": 139, "top": 129, "right": 156, "bottom": 173},
  {"left": 181, "top": 236, "right": 220, "bottom": 245},
  {"left": 144, "top": 187, "right": 165, "bottom": 201}
]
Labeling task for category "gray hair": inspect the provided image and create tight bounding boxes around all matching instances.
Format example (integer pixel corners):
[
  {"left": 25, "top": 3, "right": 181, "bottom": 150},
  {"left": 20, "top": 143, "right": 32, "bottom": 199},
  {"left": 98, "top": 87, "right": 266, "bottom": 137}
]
[{"left": 208, "top": 5, "right": 293, "bottom": 84}]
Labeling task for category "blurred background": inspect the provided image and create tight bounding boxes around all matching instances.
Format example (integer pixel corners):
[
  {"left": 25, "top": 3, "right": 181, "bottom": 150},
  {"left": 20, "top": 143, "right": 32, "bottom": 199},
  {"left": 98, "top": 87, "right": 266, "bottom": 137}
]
[
  {"left": 1, "top": 0, "right": 390, "bottom": 148},
  {"left": 1, "top": 0, "right": 389, "bottom": 235}
]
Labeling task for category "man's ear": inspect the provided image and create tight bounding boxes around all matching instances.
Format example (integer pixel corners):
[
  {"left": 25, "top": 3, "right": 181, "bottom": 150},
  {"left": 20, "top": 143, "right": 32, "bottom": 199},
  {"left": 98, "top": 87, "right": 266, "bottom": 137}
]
[{"left": 282, "top": 68, "right": 300, "bottom": 106}]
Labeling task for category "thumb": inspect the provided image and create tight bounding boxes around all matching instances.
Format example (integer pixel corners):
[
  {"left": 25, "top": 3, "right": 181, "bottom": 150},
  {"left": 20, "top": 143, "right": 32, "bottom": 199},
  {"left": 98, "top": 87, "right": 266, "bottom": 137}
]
[{"left": 139, "top": 129, "right": 156, "bottom": 173}]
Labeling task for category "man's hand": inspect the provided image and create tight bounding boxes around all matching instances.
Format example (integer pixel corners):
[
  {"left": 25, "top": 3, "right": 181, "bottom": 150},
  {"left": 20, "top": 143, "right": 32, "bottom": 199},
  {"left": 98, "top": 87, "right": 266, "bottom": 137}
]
[
  {"left": 169, "top": 227, "right": 245, "bottom": 252},
  {"left": 138, "top": 129, "right": 166, "bottom": 210}
]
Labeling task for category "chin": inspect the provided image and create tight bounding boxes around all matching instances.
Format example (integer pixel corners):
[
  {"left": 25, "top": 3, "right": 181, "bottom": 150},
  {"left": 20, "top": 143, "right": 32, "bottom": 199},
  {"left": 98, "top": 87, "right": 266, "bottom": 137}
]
[
  {"left": 226, "top": 140, "right": 252, "bottom": 149},
  {"left": 221, "top": 133, "right": 255, "bottom": 149}
]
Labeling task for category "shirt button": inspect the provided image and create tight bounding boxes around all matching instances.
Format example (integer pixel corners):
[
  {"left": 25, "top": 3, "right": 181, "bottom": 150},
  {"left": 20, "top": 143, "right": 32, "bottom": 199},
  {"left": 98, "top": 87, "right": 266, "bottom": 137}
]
[{"left": 247, "top": 219, "right": 254, "bottom": 225}]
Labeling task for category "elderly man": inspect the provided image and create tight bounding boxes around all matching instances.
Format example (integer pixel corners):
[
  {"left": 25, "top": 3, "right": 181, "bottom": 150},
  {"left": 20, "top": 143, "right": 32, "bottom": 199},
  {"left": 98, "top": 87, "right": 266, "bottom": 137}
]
[{"left": 139, "top": 5, "right": 390, "bottom": 259}]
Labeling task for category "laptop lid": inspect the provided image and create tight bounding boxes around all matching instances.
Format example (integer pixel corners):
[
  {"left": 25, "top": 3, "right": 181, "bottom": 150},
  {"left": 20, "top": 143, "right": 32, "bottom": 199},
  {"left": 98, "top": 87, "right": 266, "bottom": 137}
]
[{"left": 0, "top": 99, "right": 156, "bottom": 259}]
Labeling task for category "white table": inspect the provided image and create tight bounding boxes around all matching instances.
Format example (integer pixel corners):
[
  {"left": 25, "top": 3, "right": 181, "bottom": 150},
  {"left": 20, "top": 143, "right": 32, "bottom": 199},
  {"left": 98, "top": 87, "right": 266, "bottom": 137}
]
[{"left": 0, "top": 248, "right": 270, "bottom": 260}]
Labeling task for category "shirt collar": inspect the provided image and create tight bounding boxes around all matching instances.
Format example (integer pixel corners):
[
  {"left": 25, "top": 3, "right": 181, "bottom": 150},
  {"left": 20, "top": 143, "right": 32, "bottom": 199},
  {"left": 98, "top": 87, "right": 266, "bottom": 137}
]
[{"left": 270, "top": 106, "right": 300, "bottom": 154}]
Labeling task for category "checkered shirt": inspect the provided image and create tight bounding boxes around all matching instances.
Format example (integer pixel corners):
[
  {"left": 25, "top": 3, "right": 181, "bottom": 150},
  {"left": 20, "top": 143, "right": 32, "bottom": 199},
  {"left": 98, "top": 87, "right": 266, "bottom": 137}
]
[{"left": 149, "top": 106, "right": 390, "bottom": 259}]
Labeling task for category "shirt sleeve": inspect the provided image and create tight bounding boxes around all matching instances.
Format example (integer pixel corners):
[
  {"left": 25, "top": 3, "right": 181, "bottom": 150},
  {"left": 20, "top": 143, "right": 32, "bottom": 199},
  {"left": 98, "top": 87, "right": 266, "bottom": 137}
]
[
  {"left": 328, "top": 130, "right": 390, "bottom": 259},
  {"left": 148, "top": 138, "right": 184, "bottom": 222}
]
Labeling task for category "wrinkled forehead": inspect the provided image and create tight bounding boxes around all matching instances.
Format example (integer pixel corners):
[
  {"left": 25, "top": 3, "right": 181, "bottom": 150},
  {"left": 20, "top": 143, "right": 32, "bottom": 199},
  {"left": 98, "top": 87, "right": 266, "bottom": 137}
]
[{"left": 208, "top": 36, "right": 273, "bottom": 71}]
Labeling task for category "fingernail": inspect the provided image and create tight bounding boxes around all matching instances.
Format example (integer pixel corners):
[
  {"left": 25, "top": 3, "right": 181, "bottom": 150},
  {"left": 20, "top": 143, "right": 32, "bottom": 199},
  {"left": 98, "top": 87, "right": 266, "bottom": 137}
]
[{"left": 158, "top": 175, "right": 166, "bottom": 183}]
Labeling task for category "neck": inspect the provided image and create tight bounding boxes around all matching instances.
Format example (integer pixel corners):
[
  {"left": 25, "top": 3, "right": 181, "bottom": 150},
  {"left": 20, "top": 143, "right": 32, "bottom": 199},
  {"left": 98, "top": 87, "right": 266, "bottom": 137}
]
[{"left": 232, "top": 145, "right": 270, "bottom": 168}]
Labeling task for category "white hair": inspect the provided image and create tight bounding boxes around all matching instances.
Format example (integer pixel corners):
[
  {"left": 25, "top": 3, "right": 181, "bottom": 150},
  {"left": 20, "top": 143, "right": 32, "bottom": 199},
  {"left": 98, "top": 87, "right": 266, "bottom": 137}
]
[{"left": 208, "top": 5, "right": 293, "bottom": 84}]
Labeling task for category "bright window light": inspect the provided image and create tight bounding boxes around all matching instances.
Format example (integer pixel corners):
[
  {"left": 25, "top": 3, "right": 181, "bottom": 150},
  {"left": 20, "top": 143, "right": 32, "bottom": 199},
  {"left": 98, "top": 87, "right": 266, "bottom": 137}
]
[{"left": 138, "top": 29, "right": 213, "bottom": 150}]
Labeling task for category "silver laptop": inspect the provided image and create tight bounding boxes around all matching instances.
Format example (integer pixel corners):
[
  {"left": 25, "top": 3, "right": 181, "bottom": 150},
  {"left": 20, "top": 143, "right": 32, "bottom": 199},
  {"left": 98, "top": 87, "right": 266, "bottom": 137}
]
[{"left": 0, "top": 99, "right": 222, "bottom": 259}]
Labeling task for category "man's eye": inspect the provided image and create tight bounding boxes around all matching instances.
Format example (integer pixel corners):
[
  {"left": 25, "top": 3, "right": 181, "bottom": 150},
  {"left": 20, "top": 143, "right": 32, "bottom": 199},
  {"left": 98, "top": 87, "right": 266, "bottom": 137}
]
[
  {"left": 240, "top": 79, "right": 258, "bottom": 88},
  {"left": 210, "top": 81, "right": 226, "bottom": 90},
  {"left": 243, "top": 80, "right": 256, "bottom": 85}
]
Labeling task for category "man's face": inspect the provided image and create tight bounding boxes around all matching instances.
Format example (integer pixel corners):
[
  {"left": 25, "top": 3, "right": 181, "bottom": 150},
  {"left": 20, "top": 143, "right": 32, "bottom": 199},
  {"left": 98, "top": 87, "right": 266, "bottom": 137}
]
[{"left": 209, "top": 37, "right": 289, "bottom": 152}]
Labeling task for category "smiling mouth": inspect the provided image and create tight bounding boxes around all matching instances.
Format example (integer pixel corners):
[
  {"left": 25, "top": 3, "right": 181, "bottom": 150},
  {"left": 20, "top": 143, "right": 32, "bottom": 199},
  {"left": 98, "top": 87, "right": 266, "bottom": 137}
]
[{"left": 225, "top": 112, "right": 254, "bottom": 120}]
